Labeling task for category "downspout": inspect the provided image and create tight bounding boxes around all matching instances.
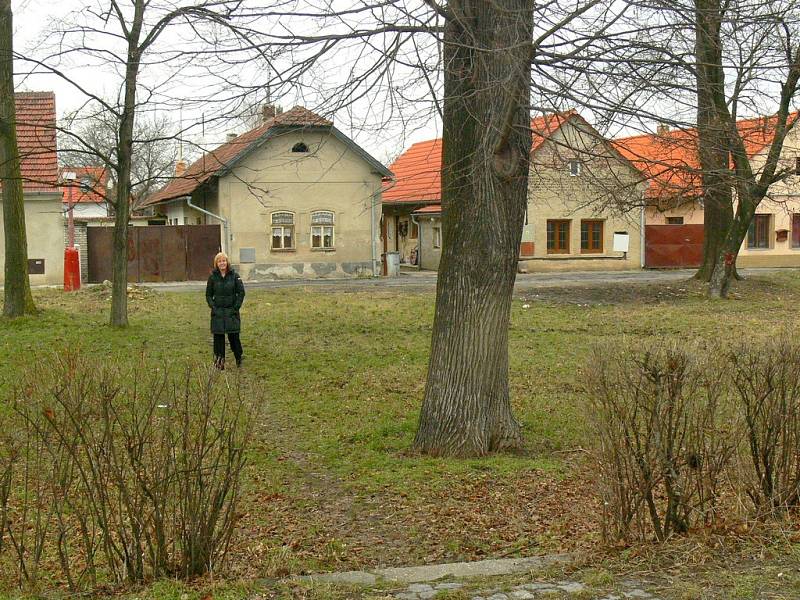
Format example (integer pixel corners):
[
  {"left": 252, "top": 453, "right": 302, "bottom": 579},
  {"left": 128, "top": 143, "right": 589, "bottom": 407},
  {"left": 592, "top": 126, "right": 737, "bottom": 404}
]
[
  {"left": 640, "top": 185, "right": 649, "bottom": 268},
  {"left": 410, "top": 213, "right": 422, "bottom": 270},
  {"left": 183, "top": 196, "right": 230, "bottom": 255}
]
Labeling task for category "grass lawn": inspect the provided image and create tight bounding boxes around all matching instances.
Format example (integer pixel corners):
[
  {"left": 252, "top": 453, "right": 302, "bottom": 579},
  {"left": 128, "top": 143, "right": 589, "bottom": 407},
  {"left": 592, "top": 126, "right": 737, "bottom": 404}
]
[{"left": 3, "top": 272, "right": 800, "bottom": 596}]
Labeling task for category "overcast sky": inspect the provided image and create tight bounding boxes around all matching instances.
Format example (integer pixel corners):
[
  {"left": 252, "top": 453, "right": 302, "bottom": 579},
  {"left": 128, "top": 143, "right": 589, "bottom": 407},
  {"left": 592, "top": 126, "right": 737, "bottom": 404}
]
[{"left": 11, "top": 0, "right": 443, "bottom": 165}]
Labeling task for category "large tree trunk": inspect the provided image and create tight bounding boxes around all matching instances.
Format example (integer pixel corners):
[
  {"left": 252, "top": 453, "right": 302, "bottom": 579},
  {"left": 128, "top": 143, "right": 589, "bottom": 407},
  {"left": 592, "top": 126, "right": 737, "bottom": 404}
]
[
  {"left": 414, "top": 0, "right": 532, "bottom": 457},
  {"left": 0, "top": 0, "right": 35, "bottom": 317},
  {"left": 110, "top": 0, "right": 144, "bottom": 328},
  {"left": 693, "top": 0, "right": 734, "bottom": 283},
  {"left": 709, "top": 195, "right": 754, "bottom": 297}
]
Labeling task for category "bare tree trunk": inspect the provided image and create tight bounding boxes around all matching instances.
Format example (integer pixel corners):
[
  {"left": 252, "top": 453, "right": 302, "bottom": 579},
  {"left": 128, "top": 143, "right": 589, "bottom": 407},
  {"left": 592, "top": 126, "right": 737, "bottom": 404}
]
[
  {"left": 693, "top": 0, "right": 734, "bottom": 284},
  {"left": 0, "top": 0, "right": 35, "bottom": 317},
  {"left": 110, "top": 0, "right": 145, "bottom": 328},
  {"left": 414, "top": 0, "right": 532, "bottom": 457}
]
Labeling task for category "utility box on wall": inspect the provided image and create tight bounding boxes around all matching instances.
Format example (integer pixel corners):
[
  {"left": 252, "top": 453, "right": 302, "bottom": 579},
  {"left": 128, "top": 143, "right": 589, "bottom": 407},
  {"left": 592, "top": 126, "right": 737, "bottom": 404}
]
[{"left": 613, "top": 232, "right": 630, "bottom": 253}]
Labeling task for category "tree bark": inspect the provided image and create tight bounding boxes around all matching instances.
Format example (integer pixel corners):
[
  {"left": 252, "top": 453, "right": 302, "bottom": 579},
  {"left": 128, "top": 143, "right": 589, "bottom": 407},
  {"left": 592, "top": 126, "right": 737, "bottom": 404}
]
[
  {"left": 414, "top": 0, "right": 532, "bottom": 457},
  {"left": 110, "top": 0, "right": 145, "bottom": 328},
  {"left": 693, "top": 0, "right": 733, "bottom": 284},
  {"left": 0, "top": 0, "right": 36, "bottom": 317}
]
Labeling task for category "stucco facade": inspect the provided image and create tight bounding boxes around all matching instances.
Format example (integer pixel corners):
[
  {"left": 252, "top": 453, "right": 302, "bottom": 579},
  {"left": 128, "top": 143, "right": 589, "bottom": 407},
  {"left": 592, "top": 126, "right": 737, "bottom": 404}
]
[
  {"left": 519, "top": 118, "right": 645, "bottom": 272},
  {"left": 0, "top": 192, "right": 65, "bottom": 286},
  {"left": 151, "top": 118, "right": 388, "bottom": 280}
]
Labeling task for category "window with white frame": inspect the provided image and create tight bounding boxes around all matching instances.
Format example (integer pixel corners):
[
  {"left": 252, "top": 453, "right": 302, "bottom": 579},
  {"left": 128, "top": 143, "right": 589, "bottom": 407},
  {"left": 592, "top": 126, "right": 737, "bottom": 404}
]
[
  {"left": 433, "top": 225, "right": 442, "bottom": 248},
  {"left": 568, "top": 159, "right": 581, "bottom": 176},
  {"left": 311, "top": 210, "right": 335, "bottom": 249},
  {"left": 271, "top": 211, "right": 295, "bottom": 249}
]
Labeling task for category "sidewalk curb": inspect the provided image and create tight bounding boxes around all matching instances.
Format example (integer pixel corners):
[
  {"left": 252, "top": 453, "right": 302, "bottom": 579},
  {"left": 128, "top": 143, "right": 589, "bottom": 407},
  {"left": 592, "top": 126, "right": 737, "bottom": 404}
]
[{"left": 298, "top": 552, "right": 574, "bottom": 587}]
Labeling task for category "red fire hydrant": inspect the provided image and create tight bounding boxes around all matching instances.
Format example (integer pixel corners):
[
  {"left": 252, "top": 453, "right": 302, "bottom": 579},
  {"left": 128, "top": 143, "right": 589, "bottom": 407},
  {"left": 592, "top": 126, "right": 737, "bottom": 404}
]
[{"left": 63, "top": 247, "right": 80, "bottom": 291}]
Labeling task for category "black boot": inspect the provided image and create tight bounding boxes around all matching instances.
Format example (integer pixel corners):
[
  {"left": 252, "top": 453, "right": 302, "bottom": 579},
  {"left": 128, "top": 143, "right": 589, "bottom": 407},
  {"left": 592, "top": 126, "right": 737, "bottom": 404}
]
[{"left": 235, "top": 355, "right": 243, "bottom": 368}]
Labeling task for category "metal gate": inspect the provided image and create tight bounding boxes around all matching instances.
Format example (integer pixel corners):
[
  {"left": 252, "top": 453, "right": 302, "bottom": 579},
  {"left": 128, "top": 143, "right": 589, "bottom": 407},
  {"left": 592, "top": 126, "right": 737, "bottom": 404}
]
[
  {"left": 644, "top": 224, "right": 704, "bottom": 268},
  {"left": 87, "top": 225, "right": 221, "bottom": 283}
]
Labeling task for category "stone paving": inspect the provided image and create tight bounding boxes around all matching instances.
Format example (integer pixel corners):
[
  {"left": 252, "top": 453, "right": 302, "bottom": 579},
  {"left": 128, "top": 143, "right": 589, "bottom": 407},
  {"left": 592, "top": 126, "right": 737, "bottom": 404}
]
[
  {"left": 384, "top": 578, "right": 662, "bottom": 600},
  {"left": 303, "top": 555, "right": 663, "bottom": 600}
]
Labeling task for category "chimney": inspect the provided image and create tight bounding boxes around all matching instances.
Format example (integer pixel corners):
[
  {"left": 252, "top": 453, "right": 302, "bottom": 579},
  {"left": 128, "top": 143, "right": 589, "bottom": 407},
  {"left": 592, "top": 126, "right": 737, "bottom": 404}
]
[
  {"left": 656, "top": 123, "right": 670, "bottom": 136},
  {"left": 175, "top": 159, "right": 187, "bottom": 177},
  {"left": 226, "top": 132, "right": 238, "bottom": 142},
  {"left": 262, "top": 104, "right": 277, "bottom": 123}
]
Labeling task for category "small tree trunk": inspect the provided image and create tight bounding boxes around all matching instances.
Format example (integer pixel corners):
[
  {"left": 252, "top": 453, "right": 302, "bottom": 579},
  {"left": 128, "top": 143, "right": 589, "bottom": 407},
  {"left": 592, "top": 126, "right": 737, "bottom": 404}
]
[
  {"left": 109, "top": 0, "right": 145, "bottom": 328},
  {"left": 0, "top": 0, "right": 35, "bottom": 317},
  {"left": 414, "top": 0, "right": 532, "bottom": 457}
]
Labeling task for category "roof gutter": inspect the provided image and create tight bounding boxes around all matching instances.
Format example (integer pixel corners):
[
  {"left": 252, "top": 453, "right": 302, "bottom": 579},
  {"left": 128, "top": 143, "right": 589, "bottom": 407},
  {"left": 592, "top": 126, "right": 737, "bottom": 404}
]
[{"left": 182, "top": 196, "right": 230, "bottom": 255}]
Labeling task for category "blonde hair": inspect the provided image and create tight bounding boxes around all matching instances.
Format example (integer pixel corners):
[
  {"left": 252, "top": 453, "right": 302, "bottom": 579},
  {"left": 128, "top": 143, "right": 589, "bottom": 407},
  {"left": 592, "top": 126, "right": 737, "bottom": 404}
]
[{"left": 213, "top": 252, "right": 229, "bottom": 270}]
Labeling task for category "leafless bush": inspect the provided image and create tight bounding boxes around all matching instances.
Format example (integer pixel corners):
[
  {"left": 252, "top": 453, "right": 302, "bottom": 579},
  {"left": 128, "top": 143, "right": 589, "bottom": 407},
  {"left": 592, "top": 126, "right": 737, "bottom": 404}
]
[
  {"left": 728, "top": 340, "right": 800, "bottom": 516},
  {"left": 586, "top": 342, "right": 734, "bottom": 543},
  {"left": 2, "top": 351, "right": 259, "bottom": 591}
]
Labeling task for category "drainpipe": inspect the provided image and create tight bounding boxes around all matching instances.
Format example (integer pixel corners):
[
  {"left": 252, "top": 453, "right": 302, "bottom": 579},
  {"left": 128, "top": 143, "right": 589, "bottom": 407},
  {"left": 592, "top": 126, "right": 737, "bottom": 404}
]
[
  {"left": 640, "top": 185, "right": 649, "bottom": 268},
  {"left": 410, "top": 212, "right": 422, "bottom": 270},
  {"left": 183, "top": 196, "right": 230, "bottom": 254}
]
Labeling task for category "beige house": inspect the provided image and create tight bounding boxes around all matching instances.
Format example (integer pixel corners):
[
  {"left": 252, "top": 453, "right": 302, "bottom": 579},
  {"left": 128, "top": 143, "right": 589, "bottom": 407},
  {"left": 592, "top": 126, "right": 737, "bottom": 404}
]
[
  {"left": 145, "top": 106, "right": 391, "bottom": 279},
  {"left": 616, "top": 115, "right": 800, "bottom": 268},
  {"left": 386, "top": 111, "right": 645, "bottom": 272},
  {"left": 0, "top": 92, "right": 64, "bottom": 286}
]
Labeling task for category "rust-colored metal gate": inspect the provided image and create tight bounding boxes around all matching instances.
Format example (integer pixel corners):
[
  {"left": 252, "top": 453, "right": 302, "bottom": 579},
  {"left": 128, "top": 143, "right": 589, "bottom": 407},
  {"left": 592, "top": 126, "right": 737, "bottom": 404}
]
[
  {"left": 87, "top": 225, "right": 221, "bottom": 283},
  {"left": 645, "top": 224, "right": 704, "bottom": 268}
]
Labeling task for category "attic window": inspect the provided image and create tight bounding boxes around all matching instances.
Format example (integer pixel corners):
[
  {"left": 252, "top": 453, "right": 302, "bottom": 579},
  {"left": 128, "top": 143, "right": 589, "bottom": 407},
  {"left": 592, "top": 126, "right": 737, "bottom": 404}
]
[
  {"left": 292, "top": 142, "right": 309, "bottom": 153},
  {"left": 568, "top": 160, "right": 581, "bottom": 176},
  {"left": 80, "top": 176, "right": 93, "bottom": 191}
]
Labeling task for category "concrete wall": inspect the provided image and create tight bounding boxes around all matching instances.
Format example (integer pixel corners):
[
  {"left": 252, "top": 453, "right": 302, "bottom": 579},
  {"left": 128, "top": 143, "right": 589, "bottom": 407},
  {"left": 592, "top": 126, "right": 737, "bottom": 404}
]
[
  {"left": 218, "top": 129, "right": 383, "bottom": 279},
  {"left": 417, "top": 215, "right": 442, "bottom": 270},
  {"left": 645, "top": 203, "right": 705, "bottom": 225},
  {"left": 0, "top": 193, "right": 65, "bottom": 286},
  {"left": 521, "top": 119, "right": 645, "bottom": 272}
]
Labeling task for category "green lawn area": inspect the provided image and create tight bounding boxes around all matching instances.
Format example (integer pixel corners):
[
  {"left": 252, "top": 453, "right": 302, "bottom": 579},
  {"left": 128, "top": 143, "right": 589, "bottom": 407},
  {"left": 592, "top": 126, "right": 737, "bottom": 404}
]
[{"left": 3, "top": 272, "right": 800, "bottom": 594}]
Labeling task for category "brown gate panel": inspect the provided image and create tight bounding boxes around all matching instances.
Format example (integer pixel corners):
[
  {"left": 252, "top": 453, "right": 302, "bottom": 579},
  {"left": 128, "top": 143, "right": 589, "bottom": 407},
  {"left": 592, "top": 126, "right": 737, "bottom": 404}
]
[
  {"left": 137, "top": 226, "right": 163, "bottom": 282},
  {"left": 162, "top": 226, "right": 188, "bottom": 282},
  {"left": 86, "top": 224, "right": 221, "bottom": 283},
  {"left": 645, "top": 224, "right": 705, "bottom": 268},
  {"left": 187, "top": 225, "right": 221, "bottom": 281},
  {"left": 87, "top": 227, "right": 114, "bottom": 283},
  {"left": 127, "top": 228, "right": 139, "bottom": 283}
]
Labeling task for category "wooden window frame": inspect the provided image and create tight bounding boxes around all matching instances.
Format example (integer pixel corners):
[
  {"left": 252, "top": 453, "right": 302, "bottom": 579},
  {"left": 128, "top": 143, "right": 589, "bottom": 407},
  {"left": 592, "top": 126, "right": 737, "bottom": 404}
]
[
  {"left": 580, "top": 220, "right": 604, "bottom": 254},
  {"left": 666, "top": 216, "right": 684, "bottom": 225},
  {"left": 747, "top": 214, "right": 771, "bottom": 249},
  {"left": 433, "top": 226, "right": 442, "bottom": 249},
  {"left": 547, "top": 219, "right": 570, "bottom": 254},
  {"left": 568, "top": 160, "right": 581, "bottom": 177},
  {"left": 310, "top": 211, "right": 335, "bottom": 249}
]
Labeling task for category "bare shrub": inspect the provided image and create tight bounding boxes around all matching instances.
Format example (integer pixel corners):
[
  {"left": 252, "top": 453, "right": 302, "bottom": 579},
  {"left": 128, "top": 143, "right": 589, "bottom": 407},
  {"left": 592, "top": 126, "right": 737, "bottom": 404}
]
[
  {"left": 586, "top": 342, "right": 734, "bottom": 543},
  {"left": 728, "top": 340, "right": 800, "bottom": 516},
  {"left": 2, "top": 350, "right": 259, "bottom": 591}
]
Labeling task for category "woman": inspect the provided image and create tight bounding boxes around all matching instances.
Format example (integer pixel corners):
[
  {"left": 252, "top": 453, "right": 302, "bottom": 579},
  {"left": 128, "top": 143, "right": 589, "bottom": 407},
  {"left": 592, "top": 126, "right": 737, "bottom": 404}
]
[{"left": 206, "top": 252, "right": 245, "bottom": 369}]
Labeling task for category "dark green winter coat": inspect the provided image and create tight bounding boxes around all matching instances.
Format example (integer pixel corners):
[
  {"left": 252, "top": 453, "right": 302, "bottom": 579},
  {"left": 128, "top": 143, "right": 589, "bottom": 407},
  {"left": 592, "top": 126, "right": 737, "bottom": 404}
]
[{"left": 206, "top": 268, "right": 245, "bottom": 334}]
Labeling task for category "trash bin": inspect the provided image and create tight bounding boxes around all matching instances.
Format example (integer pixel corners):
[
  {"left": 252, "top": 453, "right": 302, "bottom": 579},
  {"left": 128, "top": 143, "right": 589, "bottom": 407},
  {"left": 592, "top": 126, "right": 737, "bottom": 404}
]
[{"left": 386, "top": 251, "right": 400, "bottom": 277}]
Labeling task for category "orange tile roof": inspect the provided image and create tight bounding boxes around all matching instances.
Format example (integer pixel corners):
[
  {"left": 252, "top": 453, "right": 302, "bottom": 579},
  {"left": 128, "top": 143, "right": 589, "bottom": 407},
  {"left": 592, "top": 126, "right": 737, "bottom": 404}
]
[
  {"left": 60, "top": 166, "right": 109, "bottom": 204},
  {"left": 384, "top": 110, "right": 579, "bottom": 205},
  {"left": 15, "top": 92, "right": 58, "bottom": 193},
  {"left": 145, "top": 106, "right": 332, "bottom": 205},
  {"left": 613, "top": 113, "right": 797, "bottom": 200}
]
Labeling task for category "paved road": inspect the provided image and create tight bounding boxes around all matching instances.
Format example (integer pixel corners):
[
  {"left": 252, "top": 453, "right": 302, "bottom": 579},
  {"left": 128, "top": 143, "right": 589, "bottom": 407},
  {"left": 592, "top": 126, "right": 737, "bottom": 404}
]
[{"left": 139, "top": 267, "right": 792, "bottom": 293}]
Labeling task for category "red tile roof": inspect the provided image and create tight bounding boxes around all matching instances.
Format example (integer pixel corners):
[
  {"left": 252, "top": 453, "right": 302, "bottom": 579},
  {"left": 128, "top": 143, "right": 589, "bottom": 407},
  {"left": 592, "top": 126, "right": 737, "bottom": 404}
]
[
  {"left": 15, "top": 92, "right": 58, "bottom": 193},
  {"left": 145, "top": 106, "right": 333, "bottom": 205},
  {"left": 60, "top": 166, "right": 109, "bottom": 204},
  {"left": 384, "top": 110, "right": 580, "bottom": 205},
  {"left": 613, "top": 113, "right": 796, "bottom": 200}
]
